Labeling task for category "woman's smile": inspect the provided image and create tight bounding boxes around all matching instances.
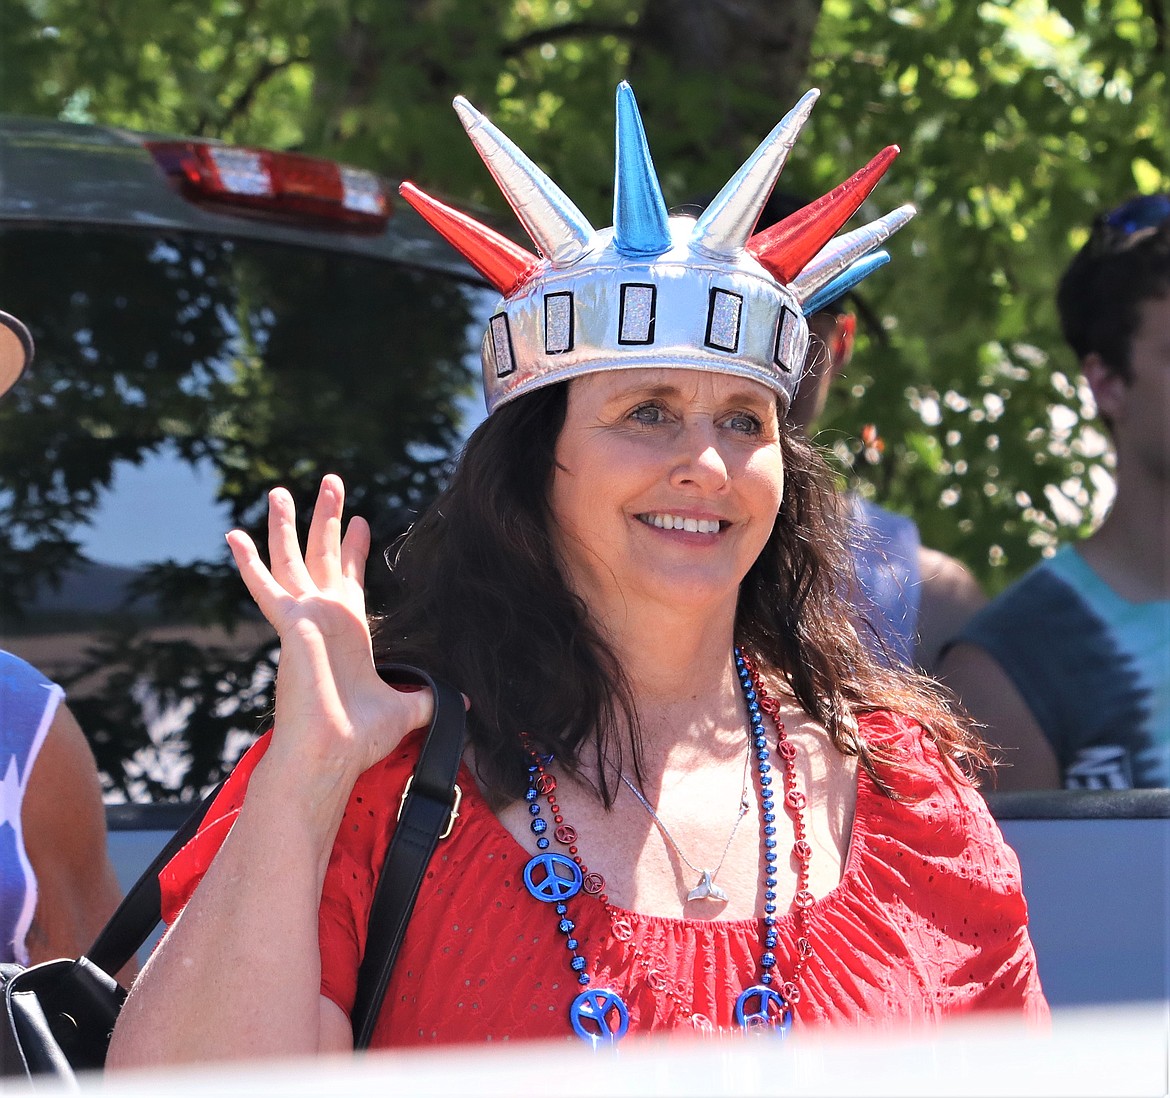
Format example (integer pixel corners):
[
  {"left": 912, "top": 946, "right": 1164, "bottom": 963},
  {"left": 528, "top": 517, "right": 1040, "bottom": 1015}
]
[
  {"left": 635, "top": 512, "right": 728, "bottom": 535},
  {"left": 549, "top": 367, "right": 784, "bottom": 616}
]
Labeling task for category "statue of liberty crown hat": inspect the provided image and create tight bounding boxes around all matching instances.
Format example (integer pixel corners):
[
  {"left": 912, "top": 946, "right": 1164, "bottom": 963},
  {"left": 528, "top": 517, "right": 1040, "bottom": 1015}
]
[
  {"left": 400, "top": 82, "right": 915, "bottom": 414},
  {"left": 0, "top": 310, "right": 33, "bottom": 398}
]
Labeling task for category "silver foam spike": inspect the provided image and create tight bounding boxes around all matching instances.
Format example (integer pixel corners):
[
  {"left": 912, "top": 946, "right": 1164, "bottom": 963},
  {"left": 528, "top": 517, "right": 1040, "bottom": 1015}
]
[
  {"left": 789, "top": 204, "right": 916, "bottom": 301},
  {"left": 454, "top": 96, "right": 595, "bottom": 266},
  {"left": 690, "top": 89, "right": 820, "bottom": 258}
]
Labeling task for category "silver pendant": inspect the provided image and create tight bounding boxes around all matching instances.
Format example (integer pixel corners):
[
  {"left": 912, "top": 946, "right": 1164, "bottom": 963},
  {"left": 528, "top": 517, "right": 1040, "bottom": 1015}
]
[{"left": 687, "top": 869, "right": 728, "bottom": 902}]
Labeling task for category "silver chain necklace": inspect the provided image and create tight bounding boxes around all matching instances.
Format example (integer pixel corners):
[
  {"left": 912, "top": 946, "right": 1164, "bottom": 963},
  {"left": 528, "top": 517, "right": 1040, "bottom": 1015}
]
[{"left": 618, "top": 747, "right": 751, "bottom": 902}]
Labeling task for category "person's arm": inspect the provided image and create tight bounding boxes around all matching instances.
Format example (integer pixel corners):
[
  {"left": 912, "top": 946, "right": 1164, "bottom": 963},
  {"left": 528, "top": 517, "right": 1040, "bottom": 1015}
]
[
  {"left": 106, "top": 475, "right": 435, "bottom": 1068},
  {"left": 936, "top": 642, "right": 1061, "bottom": 790},
  {"left": 21, "top": 702, "right": 133, "bottom": 983},
  {"left": 914, "top": 546, "right": 988, "bottom": 675}
]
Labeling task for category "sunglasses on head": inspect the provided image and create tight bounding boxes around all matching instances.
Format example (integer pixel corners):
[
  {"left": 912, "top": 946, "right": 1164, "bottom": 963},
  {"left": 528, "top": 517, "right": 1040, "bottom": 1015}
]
[{"left": 1100, "top": 193, "right": 1170, "bottom": 235}]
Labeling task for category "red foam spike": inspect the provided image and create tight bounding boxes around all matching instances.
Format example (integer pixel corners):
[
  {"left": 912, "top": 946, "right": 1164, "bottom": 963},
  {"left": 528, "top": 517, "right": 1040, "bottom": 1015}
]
[
  {"left": 747, "top": 146, "right": 900, "bottom": 284},
  {"left": 399, "top": 181, "right": 539, "bottom": 295}
]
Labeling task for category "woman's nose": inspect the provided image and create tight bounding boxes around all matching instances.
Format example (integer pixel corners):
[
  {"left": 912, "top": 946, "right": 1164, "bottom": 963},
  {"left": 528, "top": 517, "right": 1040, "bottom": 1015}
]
[{"left": 669, "top": 423, "right": 729, "bottom": 491}]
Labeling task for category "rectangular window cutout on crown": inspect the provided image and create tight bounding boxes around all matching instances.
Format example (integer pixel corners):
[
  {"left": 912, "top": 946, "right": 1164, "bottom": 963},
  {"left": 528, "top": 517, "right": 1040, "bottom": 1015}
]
[
  {"left": 618, "top": 283, "right": 657, "bottom": 345},
  {"left": 544, "top": 292, "right": 574, "bottom": 355},
  {"left": 705, "top": 288, "right": 743, "bottom": 353},
  {"left": 773, "top": 304, "right": 801, "bottom": 373},
  {"left": 489, "top": 313, "right": 516, "bottom": 377}
]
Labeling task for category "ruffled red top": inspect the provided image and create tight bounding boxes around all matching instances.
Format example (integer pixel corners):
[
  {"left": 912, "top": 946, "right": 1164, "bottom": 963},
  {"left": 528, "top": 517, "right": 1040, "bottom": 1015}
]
[{"left": 161, "top": 710, "right": 1048, "bottom": 1045}]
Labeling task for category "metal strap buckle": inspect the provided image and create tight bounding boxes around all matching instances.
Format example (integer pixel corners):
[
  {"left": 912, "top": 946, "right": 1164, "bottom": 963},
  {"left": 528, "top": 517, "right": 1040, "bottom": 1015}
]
[{"left": 397, "top": 775, "right": 463, "bottom": 840}]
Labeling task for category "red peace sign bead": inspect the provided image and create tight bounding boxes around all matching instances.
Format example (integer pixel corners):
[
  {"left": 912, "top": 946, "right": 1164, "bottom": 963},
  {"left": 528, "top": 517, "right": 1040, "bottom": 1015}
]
[
  {"left": 794, "top": 888, "right": 815, "bottom": 910},
  {"left": 582, "top": 872, "right": 606, "bottom": 895},
  {"left": 760, "top": 697, "right": 781, "bottom": 717},
  {"left": 777, "top": 741, "right": 797, "bottom": 761},
  {"left": 792, "top": 839, "right": 812, "bottom": 863},
  {"left": 785, "top": 789, "right": 806, "bottom": 811},
  {"left": 796, "top": 937, "right": 813, "bottom": 958},
  {"left": 611, "top": 918, "right": 634, "bottom": 942},
  {"left": 782, "top": 981, "right": 801, "bottom": 1004},
  {"left": 554, "top": 824, "right": 578, "bottom": 845},
  {"left": 537, "top": 774, "right": 557, "bottom": 795}
]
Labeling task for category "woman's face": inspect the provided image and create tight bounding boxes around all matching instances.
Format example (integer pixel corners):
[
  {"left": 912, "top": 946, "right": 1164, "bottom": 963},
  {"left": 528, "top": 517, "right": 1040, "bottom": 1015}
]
[{"left": 548, "top": 367, "right": 785, "bottom": 623}]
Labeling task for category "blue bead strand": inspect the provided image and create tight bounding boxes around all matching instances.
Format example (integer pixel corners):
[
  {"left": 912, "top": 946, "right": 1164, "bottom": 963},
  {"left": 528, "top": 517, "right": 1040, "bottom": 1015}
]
[
  {"left": 733, "top": 647, "right": 806, "bottom": 1036},
  {"left": 520, "top": 744, "right": 631, "bottom": 1045},
  {"left": 522, "top": 761, "right": 593, "bottom": 986}
]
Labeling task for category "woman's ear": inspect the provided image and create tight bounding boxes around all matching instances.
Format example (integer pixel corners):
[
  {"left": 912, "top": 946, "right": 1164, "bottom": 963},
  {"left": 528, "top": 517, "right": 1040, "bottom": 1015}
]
[{"left": 1081, "top": 352, "right": 1128, "bottom": 426}]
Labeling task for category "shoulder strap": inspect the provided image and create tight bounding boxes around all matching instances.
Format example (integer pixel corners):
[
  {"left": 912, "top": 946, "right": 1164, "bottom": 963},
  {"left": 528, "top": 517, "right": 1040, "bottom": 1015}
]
[
  {"left": 86, "top": 782, "right": 225, "bottom": 978},
  {"left": 351, "top": 665, "right": 467, "bottom": 1050}
]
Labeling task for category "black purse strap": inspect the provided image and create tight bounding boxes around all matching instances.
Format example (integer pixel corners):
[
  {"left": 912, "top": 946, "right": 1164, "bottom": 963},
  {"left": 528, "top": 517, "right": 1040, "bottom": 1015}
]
[
  {"left": 86, "top": 782, "right": 225, "bottom": 978},
  {"left": 83, "top": 664, "right": 464, "bottom": 1048},
  {"left": 351, "top": 664, "right": 467, "bottom": 1049}
]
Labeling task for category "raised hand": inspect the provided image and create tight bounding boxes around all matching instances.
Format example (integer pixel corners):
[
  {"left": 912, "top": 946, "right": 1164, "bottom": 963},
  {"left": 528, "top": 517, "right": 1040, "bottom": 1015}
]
[{"left": 226, "top": 474, "right": 433, "bottom": 784}]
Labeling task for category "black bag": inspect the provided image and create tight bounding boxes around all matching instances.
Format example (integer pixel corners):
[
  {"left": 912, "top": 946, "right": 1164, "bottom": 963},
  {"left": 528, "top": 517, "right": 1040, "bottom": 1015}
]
[
  {"left": 1, "top": 779, "right": 217, "bottom": 1083},
  {"left": 1, "top": 664, "right": 466, "bottom": 1084}
]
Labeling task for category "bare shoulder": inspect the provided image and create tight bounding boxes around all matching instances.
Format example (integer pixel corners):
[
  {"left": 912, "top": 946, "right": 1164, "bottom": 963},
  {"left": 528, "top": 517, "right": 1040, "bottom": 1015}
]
[
  {"left": 22, "top": 703, "right": 126, "bottom": 964},
  {"left": 22, "top": 702, "right": 106, "bottom": 841},
  {"left": 915, "top": 546, "right": 988, "bottom": 674},
  {"left": 918, "top": 545, "right": 985, "bottom": 598},
  {"left": 936, "top": 642, "right": 1060, "bottom": 790}
]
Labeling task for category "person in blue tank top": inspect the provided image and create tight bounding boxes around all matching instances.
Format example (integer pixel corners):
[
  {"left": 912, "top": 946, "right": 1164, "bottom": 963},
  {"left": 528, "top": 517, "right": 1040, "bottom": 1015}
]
[
  {"left": 0, "top": 310, "right": 127, "bottom": 970},
  {"left": 940, "top": 197, "right": 1170, "bottom": 790}
]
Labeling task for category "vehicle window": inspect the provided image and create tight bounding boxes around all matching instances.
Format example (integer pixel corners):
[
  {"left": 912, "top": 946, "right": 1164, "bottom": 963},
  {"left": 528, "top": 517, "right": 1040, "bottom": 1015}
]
[{"left": 0, "top": 224, "right": 494, "bottom": 800}]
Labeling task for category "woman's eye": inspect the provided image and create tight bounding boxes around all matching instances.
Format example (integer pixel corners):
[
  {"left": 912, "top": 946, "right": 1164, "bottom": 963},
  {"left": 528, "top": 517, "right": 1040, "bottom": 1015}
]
[
  {"left": 630, "top": 404, "right": 665, "bottom": 425},
  {"left": 725, "top": 412, "right": 762, "bottom": 434}
]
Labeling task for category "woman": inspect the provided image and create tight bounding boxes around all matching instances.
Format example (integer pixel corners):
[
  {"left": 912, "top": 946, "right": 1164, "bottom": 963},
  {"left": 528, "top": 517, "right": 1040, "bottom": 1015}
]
[{"left": 108, "top": 84, "right": 1046, "bottom": 1065}]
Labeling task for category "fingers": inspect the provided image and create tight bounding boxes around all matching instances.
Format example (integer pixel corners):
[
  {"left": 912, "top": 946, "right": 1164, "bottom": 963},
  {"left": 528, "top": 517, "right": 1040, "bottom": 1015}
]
[
  {"left": 306, "top": 474, "right": 346, "bottom": 591},
  {"left": 231, "top": 475, "right": 367, "bottom": 621},
  {"left": 226, "top": 529, "right": 292, "bottom": 625},
  {"left": 389, "top": 681, "right": 436, "bottom": 736},
  {"left": 340, "top": 514, "right": 371, "bottom": 587},
  {"left": 267, "top": 487, "right": 316, "bottom": 597}
]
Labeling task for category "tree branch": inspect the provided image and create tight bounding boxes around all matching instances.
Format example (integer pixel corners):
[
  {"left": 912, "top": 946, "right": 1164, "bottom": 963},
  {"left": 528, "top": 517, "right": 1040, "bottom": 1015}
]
[
  {"left": 1143, "top": 0, "right": 1166, "bottom": 56},
  {"left": 198, "top": 54, "right": 308, "bottom": 137},
  {"left": 501, "top": 20, "right": 643, "bottom": 59}
]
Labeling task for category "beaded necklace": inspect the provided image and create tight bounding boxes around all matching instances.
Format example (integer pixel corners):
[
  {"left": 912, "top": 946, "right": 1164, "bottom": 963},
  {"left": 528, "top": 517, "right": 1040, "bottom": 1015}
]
[{"left": 519, "top": 648, "right": 813, "bottom": 1045}]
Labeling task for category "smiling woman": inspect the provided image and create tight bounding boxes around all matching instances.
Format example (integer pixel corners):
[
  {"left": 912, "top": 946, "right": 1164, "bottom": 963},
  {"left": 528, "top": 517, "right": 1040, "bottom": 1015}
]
[
  {"left": 548, "top": 370, "right": 785, "bottom": 620},
  {"left": 108, "top": 82, "right": 1046, "bottom": 1066}
]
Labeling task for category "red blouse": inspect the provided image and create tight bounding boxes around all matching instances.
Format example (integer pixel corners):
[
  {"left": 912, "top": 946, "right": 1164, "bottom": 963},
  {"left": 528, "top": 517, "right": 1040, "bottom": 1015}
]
[{"left": 161, "top": 709, "right": 1048, "bottom": 1045}]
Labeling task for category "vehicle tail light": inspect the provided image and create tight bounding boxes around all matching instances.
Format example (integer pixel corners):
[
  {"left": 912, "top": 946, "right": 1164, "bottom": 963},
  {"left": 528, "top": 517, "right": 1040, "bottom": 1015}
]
[{"left": 146, "top": 140, "right": 391, "bottom": 229}]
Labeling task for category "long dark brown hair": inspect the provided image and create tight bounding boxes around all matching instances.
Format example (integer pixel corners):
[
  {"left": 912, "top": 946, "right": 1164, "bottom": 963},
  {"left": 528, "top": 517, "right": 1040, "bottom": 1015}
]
[{"left": 371, "top": 381, "right": 988, "bottom": 806}]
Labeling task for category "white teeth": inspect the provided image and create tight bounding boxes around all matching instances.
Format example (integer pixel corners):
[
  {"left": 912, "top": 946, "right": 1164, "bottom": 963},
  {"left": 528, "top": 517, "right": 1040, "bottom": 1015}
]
[{"left": 640, "top": 513, "right": 721, "bottom": 534}]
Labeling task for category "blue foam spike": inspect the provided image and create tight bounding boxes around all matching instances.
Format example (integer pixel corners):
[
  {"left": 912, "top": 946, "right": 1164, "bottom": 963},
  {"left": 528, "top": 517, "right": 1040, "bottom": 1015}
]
[
  {"left": 801, "top": 250, "right": 890, "bottom": 315},
  {"left": 613, "top": 82, "right": 671, "bottom": 257}
]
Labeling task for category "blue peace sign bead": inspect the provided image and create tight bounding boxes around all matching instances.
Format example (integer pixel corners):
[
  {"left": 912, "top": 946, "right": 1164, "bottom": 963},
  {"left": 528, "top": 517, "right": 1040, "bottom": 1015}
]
[
  {"left": 523, "top": 852, "right": 583, "bottom": 903},
  {"left": 735, "top": 985, "right": 793, "bottom": 1035},
  {"left": 569, "top": 988, "right": 630, "bottom": 1045}
]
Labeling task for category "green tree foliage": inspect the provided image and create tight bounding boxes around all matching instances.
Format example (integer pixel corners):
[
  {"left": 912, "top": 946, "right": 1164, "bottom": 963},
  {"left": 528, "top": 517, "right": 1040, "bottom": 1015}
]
[
  {"left": 5, "top": 0, "right": 1165, "bottom": 588},
  {"left": 807, "top": 0, "right": 1168, "bottom": 585},
  {"left": 0, "top": 0, "right": 1166, "bottom": 795}
]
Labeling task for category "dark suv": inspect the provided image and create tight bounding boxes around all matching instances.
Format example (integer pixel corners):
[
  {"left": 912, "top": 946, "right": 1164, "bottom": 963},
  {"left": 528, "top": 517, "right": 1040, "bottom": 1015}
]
[{"left": 0, "top": 115, "right": 495, "bottom": 802}]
